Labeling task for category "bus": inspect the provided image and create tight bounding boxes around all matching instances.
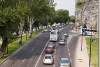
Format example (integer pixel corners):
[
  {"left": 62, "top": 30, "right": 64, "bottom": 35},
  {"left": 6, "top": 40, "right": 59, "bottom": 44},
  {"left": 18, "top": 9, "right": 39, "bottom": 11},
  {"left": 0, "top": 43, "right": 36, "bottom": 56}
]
[{"left": 50, "top": 30, "right": 58, "bottom": 41}]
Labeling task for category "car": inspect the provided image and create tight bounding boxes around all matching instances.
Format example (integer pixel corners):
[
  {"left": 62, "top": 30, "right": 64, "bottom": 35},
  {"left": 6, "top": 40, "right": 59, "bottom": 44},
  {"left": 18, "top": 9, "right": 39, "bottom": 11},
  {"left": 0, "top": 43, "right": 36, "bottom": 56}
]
[
  {"left": 60, "top": 58, "right": 71, "bottom": 67},
  {"left": 45, "top": 45, "right": 54, "bottom": 54},
  {"left": 43, "top": 54, "right": 54, "bottom": 64},
  {"left": 43, "top": 29, "right": 48, "bottom": 32},
  {"left": 59, "top": 40, "right": 65, "bottom": 45},
  {"left": 85, "top": 31, "right": 93, "bottom": 36},
  {"left": 64, "top": 33, "right": 69, "bottom": 37},
  {"left": 47, "top": 42, "right": 56, "bottom": 49}
]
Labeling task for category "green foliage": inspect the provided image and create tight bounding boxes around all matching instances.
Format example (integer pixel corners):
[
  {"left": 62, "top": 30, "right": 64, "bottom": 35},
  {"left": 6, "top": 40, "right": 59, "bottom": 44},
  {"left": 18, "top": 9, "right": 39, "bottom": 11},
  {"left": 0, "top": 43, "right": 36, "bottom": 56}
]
[
  {"left": 86, "top": 37, "right": 98, "bottom": 67},
  {"left": 69, "top": 16, "right": 75, "bottom": 23},
  {"left": 54, "top": 9, "right": 69, "bottom": 23},
  {"left": 76, "top": 1, "right": 85, "bottom": 9},
  {"left": 0, "top": 0, "right": 55, "bottom": 50}
]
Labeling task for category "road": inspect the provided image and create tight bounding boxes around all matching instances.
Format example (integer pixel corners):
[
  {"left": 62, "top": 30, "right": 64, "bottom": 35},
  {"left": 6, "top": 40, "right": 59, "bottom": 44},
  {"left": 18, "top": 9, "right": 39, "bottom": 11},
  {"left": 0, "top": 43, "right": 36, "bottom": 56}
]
[
  {"left": 34, "top": 25, "right": 80, "bottom": 67},
  {"left": 0, "top": 24, "right": 80, "bottom": 67},
  {"left": 0, "top": 32, "right": 50, "bottom": 67}
]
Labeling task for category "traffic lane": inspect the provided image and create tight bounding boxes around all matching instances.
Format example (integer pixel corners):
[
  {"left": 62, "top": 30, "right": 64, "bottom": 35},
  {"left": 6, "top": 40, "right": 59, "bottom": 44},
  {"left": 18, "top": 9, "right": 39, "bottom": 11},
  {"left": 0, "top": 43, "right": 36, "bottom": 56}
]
[
  {"left": 68, "top": 34, "right": 80, "bottom": 67},
  {"left": 34, "top": 41, "right": 57, "bottom": 67},
  {"left": 54, "top": 28, "right": 73, "bottom": 67},
  {"left": 58, "top": 24, "right": 73, "bottom": 32},
  {"left": 35, "top": 25, "right": 72, "bottom": 67},
  {"left": 0, "top": 32, "right": 50, "bottom": 67},
  {"left": 55, "top": 44, "right": 69, "bottom": 67},
  {"left": 35, "top": 50, "right": 54, "bottom": 67},
  {"left": 58, "top": 24, "right": 73, "bottom": 39},
  {"left": 55, "top": 34, "right": 73, "bottom": 67}
]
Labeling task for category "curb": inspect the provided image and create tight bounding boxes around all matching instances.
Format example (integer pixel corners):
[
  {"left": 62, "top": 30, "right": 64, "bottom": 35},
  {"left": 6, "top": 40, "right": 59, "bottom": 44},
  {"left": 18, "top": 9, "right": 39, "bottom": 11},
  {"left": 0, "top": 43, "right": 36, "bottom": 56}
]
[{"left": 0, "top": 32, "right": 42, "bottom": 65}]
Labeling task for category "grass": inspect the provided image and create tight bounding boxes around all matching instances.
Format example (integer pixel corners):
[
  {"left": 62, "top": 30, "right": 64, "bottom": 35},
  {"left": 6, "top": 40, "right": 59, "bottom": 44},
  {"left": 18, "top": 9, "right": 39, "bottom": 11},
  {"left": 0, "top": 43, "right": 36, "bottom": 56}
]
[
  {"left": 86, "top": 37, "right": 99, "bottom": 67},
  {"left": 0, "top": 31, "right": 41, "bottom": 63}
]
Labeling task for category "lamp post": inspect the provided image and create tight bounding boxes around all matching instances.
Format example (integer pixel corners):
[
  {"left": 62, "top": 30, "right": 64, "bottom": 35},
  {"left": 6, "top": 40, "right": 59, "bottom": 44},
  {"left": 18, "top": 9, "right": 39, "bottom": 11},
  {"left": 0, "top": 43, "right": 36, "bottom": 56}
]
[
  {"left": 99, "top": 8, "right": 100, "bottom": 67},
  {"left": 89, "top": 13, "right": 94, "bottom": 67},
  {"left": 89, "top": 26, "right": 92, "bottom": 67}
]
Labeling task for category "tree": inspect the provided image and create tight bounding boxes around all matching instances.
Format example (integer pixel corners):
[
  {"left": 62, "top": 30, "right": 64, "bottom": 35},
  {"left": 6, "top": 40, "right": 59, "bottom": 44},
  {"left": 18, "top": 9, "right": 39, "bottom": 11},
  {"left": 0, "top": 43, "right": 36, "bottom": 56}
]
[
  {"left": 54, "top": 9, "right": 69, "bottom": 24},
  {"left": 0, "top": 0, "right": 30, "bottom": 51},
  {"left": 69, "top": 16, "right": 75, "bottom": 23},
  {"left": 0, "top": 0, "right": 55, "bottom": 51},
  {"left": 76, "top": 1, "right": 85, "bottom": 9}
]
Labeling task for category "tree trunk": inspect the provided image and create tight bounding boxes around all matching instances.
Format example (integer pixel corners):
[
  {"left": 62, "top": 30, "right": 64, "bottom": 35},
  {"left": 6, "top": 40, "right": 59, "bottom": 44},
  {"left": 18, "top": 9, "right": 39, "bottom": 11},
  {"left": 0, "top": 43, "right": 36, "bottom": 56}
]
[
  {"left": 1, "top": 33, "right": 9, "bottom": 52},
  {"left": 28, "top": 17, "right": 35, "bottom": 38},
  {"left": 26, "top": 31, "right": 28, "bottom": 40}
]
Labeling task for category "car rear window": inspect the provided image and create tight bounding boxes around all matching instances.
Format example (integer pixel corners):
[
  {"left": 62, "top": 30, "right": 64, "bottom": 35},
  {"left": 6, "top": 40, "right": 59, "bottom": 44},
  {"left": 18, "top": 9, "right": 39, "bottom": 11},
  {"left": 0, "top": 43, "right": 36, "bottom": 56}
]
[
  {"left": 45, "top": 56, "right": 51, "bottom": 59},
  {"left": 61, "top": 59, "right": 69, "bottom": 63}
]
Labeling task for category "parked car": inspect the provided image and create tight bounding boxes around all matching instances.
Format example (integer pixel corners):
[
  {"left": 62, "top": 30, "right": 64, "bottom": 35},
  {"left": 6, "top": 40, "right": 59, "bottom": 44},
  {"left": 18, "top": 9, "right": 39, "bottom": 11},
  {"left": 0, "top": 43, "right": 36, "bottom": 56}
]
[
  {"left": 60, "top": 58, "right": 71, "bottom": 67},
  {"left": 43, "top": 54, "right": 54, "bottom": 64},
  {"left": 59, "top": 40, "right": 65, "bottom": 45}
]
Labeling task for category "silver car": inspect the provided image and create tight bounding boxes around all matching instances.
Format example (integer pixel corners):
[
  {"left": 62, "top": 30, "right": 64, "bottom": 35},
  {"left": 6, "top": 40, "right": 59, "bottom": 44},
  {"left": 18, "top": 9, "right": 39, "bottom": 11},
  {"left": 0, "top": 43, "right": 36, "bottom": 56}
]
[{"left": 60, "top": 58, "right": 71, "bottom": 67}]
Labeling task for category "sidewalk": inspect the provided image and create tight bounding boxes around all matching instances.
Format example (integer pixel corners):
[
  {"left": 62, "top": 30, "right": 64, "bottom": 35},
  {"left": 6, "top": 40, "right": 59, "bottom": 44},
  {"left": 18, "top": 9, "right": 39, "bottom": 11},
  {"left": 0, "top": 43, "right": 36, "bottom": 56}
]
[{"left": 74, "top": 36, "right": 89, "bottom": 67}]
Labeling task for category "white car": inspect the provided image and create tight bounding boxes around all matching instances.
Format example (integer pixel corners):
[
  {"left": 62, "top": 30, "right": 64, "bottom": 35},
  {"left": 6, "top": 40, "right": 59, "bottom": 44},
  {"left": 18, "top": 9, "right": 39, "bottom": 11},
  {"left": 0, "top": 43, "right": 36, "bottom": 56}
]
[
  {"left": 43, "top": 54, "right": 54, "bottom": 64},
  {"left": 59, "top": 40, "right": 65, "bottom": 45},
  {"left": 60, "top": 58, "right": 71, "bottom": 67},
  {"left": 64, "top": 33, "right": 69, "bottom": 37}
]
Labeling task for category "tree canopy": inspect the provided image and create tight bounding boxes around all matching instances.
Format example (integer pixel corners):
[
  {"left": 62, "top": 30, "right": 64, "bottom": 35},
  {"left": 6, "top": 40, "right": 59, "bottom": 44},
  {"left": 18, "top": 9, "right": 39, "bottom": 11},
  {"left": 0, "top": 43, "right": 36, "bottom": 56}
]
[
  {"left": 0, "top": 0, "right": 55, "bottom": 51},
  {"left": 54, "top": 9, "right": 69, "bottom": 23}
]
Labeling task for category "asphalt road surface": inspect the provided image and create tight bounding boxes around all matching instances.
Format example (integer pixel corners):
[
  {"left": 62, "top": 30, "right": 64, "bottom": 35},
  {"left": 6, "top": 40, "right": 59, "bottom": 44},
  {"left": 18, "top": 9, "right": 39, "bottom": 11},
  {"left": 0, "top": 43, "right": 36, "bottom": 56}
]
[
  {"left": 34, "top": 25, "right": 80, "bottom": 67},
  {"left": 0, "top": 24, "right": 80, "bottom": 67}
]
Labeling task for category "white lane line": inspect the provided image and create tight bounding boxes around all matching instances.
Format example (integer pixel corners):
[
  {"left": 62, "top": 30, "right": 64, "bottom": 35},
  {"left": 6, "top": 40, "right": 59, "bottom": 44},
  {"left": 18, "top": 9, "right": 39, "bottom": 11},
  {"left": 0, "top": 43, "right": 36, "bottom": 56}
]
[
  {"left": 66, "top": 35, "right": 72, "bottom": 59},
  {"left": 34, "top": 40, "right": 49, "bottom": 67},
  {"left": 68, "top": 53, "right": 71, "bottom": 57},
  {"left": 53, "top": 44, "right": 57, "bottom": 67}
]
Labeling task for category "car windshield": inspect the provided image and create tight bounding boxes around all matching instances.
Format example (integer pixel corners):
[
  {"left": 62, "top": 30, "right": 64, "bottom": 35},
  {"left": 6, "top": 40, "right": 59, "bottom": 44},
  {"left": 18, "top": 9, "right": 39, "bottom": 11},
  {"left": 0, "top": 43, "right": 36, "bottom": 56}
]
[
  {"left": 45, "top": 56, "right": 51, "bottom": 59},
  {"left": 61, "top": 59, "right": 69, "bottom": 63}
]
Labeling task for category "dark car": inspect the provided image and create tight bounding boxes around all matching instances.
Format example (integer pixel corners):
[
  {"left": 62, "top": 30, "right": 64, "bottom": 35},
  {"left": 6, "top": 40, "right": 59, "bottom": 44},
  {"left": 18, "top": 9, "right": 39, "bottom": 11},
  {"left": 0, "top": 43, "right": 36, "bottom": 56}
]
[{"left": 45, "top": 44, "right": 55, "bottom": 54}]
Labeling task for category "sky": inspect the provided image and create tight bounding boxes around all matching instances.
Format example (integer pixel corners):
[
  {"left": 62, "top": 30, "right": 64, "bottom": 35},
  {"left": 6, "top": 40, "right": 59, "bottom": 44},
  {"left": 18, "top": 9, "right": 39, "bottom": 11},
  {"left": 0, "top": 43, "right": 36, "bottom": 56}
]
[{"left": 54, "top": 0, "right": 75, "bottom": 16}]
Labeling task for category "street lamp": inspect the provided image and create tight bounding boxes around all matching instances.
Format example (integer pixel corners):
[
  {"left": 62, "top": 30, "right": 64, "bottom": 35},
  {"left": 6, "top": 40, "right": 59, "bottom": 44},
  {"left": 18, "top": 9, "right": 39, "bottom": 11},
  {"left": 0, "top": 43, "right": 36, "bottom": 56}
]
[
  {"left": 89, "top": 15, "right": 94, "bottom": 67},
  {"left": 89, "top": 26, "right": 93, "bottom": 67}
]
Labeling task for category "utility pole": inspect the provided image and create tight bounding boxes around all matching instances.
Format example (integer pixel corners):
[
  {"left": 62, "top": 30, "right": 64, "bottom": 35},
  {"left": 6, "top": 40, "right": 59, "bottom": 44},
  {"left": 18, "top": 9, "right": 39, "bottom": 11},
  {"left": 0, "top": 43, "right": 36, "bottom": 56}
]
[
  {"left": 81, "top": 7, "right": 83, "bottom": 51},
  {"left": 89, "top": 26, "right": 92, "bottom": 67},
  {"left": 97, "top": 0, "right": 100, "bottom": 67}
]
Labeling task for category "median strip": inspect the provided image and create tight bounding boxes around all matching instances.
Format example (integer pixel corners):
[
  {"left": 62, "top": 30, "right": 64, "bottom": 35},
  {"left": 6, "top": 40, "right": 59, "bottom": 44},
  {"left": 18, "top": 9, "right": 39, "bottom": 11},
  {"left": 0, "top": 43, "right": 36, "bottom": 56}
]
[{"left": 0, "top": 31, "right": 42, "bottom": 64}]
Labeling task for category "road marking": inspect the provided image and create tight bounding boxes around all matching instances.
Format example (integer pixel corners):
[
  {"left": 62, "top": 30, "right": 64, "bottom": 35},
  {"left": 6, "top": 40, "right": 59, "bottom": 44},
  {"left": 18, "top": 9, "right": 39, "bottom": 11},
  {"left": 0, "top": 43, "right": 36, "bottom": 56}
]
[
  {"left": 53, "top": 43, "right": 57, "bottom": 67},
  {"left": 68, "top": 53, "right": 70, "bottom": 57},
  {"left": 34, "top": 40, "right": 49, "bottom": 67},
  {"left": 66, "top": 35, "right": 72, "bottom": 60}
]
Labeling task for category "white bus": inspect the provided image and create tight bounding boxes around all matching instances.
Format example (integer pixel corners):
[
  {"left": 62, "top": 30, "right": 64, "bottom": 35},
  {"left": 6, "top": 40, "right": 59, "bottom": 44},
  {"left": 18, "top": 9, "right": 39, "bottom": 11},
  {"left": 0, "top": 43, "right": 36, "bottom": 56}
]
[{"left": 50, "top": 30, "right": 58, "bottom": 41}]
